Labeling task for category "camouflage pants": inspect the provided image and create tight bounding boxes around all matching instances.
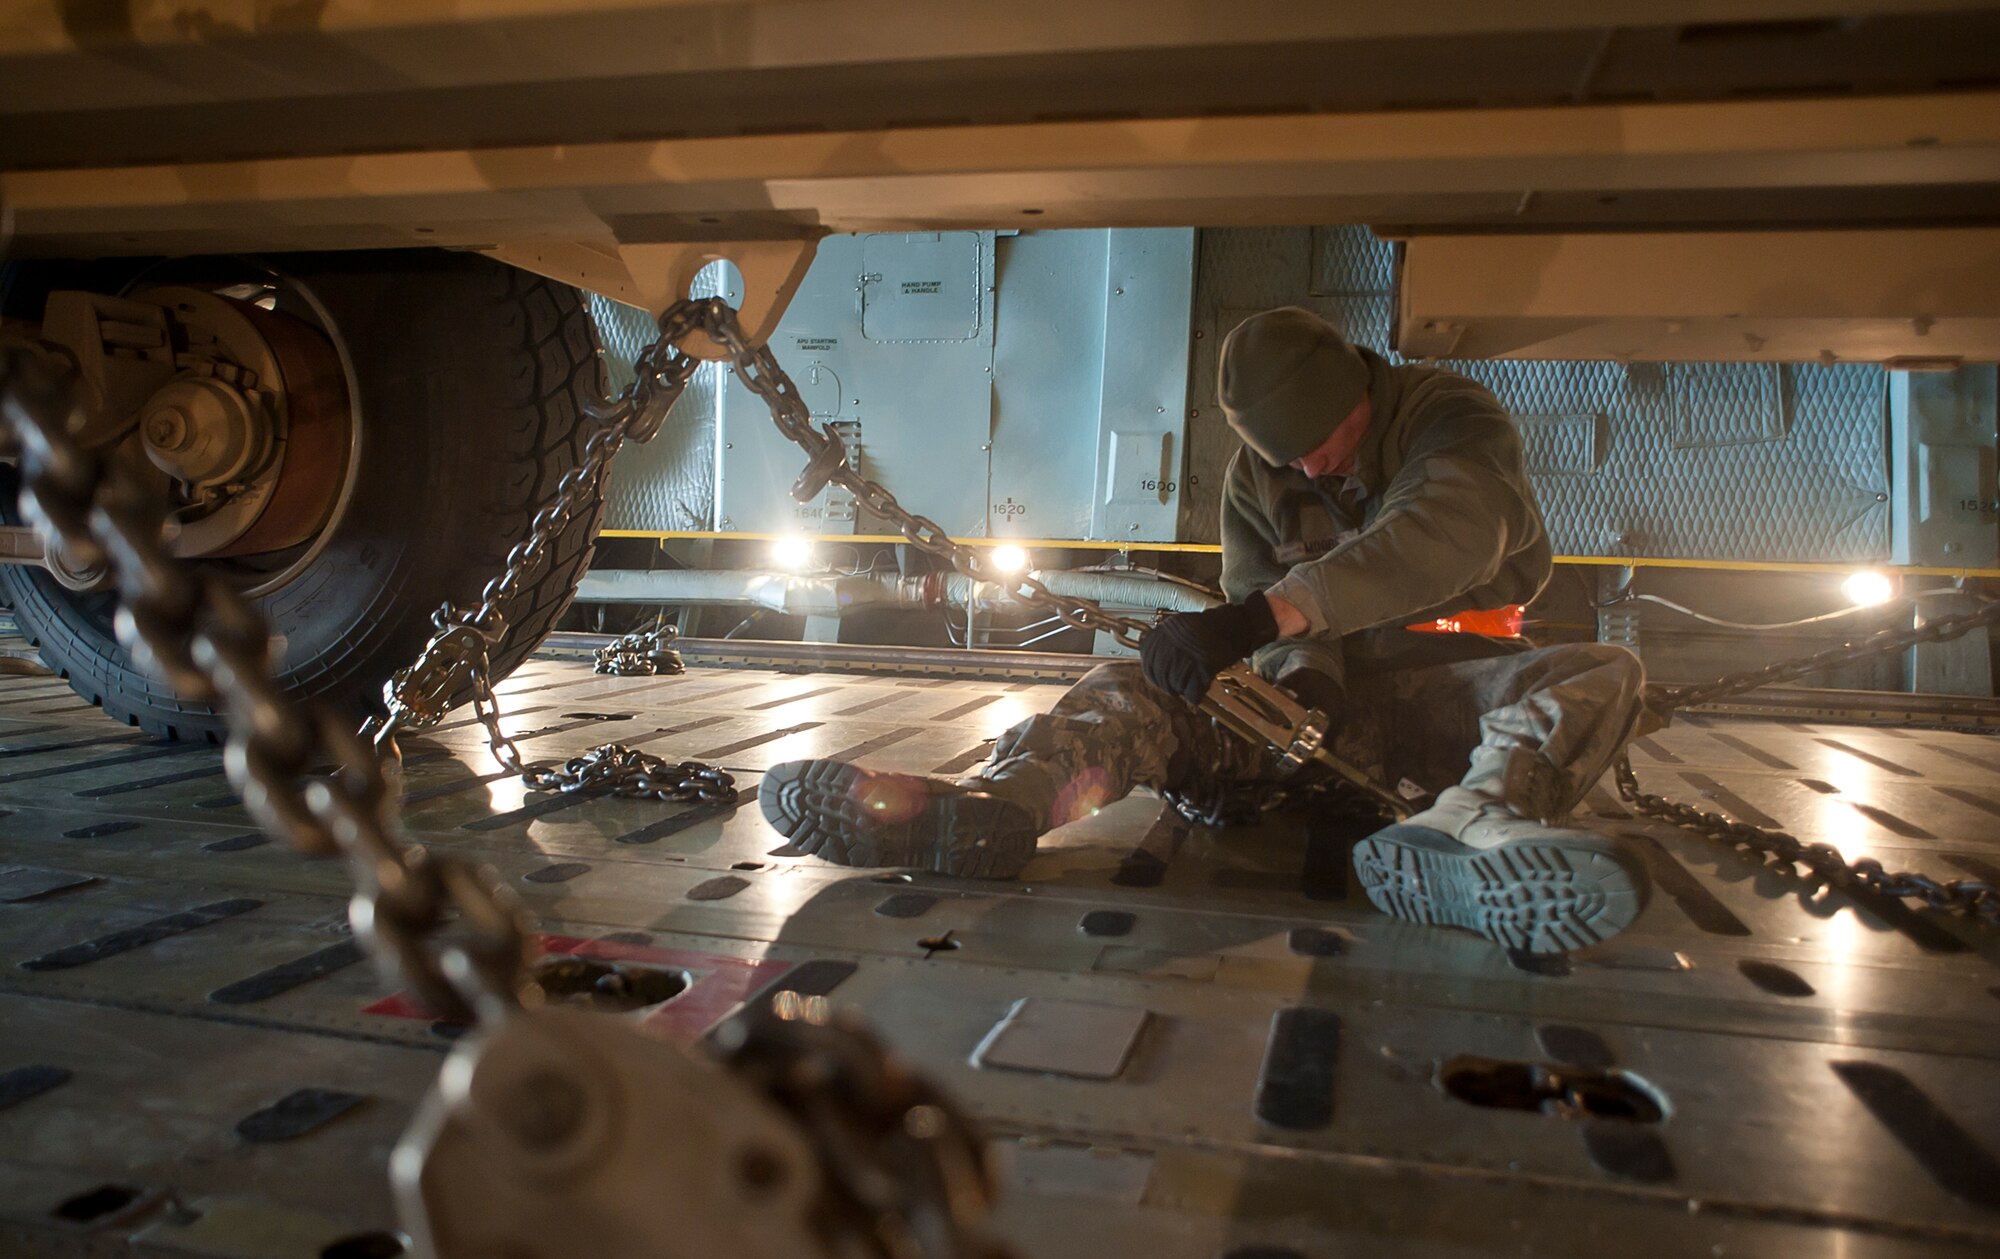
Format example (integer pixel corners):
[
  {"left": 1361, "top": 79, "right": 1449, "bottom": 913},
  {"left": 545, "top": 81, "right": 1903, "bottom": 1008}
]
[{"left": 967, "top": 642, "right": 1647, "bottom": 831}]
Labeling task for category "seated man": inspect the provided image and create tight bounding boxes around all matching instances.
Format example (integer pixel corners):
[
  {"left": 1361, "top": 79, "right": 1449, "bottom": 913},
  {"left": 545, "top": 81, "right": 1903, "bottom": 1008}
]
[{"left": 760, "top": 307, "right": 1651, "bottom": 952}]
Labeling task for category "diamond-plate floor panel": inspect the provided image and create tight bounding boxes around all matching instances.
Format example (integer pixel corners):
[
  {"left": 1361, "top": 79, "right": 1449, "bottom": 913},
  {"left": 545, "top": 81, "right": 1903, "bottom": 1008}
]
[{"left": 1, "top": 650, "right": 1996, "bottom": 1258}]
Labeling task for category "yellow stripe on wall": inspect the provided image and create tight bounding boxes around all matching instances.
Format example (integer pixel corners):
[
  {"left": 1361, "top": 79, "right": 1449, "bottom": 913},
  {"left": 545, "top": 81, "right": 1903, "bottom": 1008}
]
[{"left": 601, "top": 529, "right": 2000, "bottom": 578}]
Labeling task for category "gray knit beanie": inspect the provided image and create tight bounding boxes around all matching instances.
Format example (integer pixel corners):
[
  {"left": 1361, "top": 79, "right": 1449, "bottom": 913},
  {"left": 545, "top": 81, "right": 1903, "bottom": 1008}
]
[{"left": 1218, "top": 307, "right": 1370, "bottom": 466}]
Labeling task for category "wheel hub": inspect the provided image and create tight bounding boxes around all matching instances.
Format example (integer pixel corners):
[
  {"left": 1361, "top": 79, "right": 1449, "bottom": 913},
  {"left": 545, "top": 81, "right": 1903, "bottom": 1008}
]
[
  {"left": 139, "top": 374, "right": 272, "bottom": 489},
  {"left": 111, "top": 287, "right": 352, "bottom": 563}
]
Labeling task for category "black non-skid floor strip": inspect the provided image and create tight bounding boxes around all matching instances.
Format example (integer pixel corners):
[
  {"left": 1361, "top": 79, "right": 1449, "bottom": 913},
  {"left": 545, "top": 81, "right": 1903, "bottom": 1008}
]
[
  {"left": 832, "top": 692, "right": 903, "bottom": 718},
  {"left": 1583, "top": 786, "right": 1631, "bottom": 820},
  {"left": 874, "top": 892, "right": 937, "bottom": 919},
  {"left": 824, "top": 726, "right": 926, "bottom": 764},
  {"left": 1933, "top": 785, "right": 2000, "bottom": 819},
  {"left": 686, "top": 875, "right": 750, "bottom": 901},
  {"left": 489, "top": 718, "right": 626, "bottom": 748},
  {"left": 1848, "top": 891, "right": 1969, "bottom": 956},
  {"left": 1254, "top": 1006, "right": 1339, "bottom": 1130},
  {"left": 1831, "top": 1059, "right": 2000, "bottom": 1210},
  {"left": 1945, "top": 853, "right": 2000, "bottom": 885},
  {"left": 1631, "top": 737, "right": 1683, "bottom": 765},
  {"left": 0, "top": 687, "right": 74, "bottom": 707},
  {"left": 930, "top": 694, "right": 1000, "bottom": 722},
  {"left": 0, "top": 723, "right": 66, "bottom": 743},
  {"left": 235, "top": 1088, "right": 367, "bottom": 1142},
  {"left": 489, "top": 673, "right": 654, "bottom": 699},
  {"left": 0, "top": 742, "right": 205, "bottom": 786},
  {"left": 692, "top": 721, "right": 823, "bottom": 761},
  {"left": 655, "top": 678, "right": 781, "bottom": 706},
  {"left": 1847, "top": 801, "right": 1934, "bottom": 840},
  {"left": 1813, "top": 738, "right": 1921, "bottom": 777},
  {"left": 0, "top": 981, "right": 443, "bottom": 1054},
  {"left": 613, "top": 797, "right": 742, "bottom": 845},
  {"left": 397, "top": 768, "right": 516, "bottom": 806},
  {"left": 523, "top": 862, "right": 592, "bottom": 884},
  {"left": 930, "top": 740, "right": 997, "bottom": 775},
  {"left": 428, "top": 703, "right": 554, "bottom": 733},
  {"left": 202, "top": 833, "right": 270, "bottom": 853},
  {"left": 61, "top": 820, "right": 142, "bottom": 839},
  {"left": 1928, "top": 743, "right": 2000, "bottom": 775},
  {"left": 1704, "top": 731, "right": 1798, "bottom": 771},
  {"left": 20, "top": 898, "right": 262, "bottom": 971},
  {"left": 208, "top": 940, "right": 365, "bottom": 1004},
  {"left": 460, "top": 788, "right": 602, "bottom": 832},
  {"left": 747, "top": 685, "right": 841, "bottom": 711},
  {"left": 0, "top": 732, "right": 145, "bottom": 761},
  {"left": 189, "top": 750, "right": 454, "bottom": 810},
  {"left": 614, "top": 714, "right": 736, "bottom": 751},
  {"left": 1737, "top": 959, "right": 1816, "bottom": 998},
  {"left": 1676, "top": 772, "right": 1782, "bottom": 829},
  {"left": 1622, "top": 834, "right": 1752, "bottom": 937},
  {"left": 0, "top": 867, "right": 101, "bottom": 901},
  {"left": 0, "top": 1065, "right": 72, "bottom": 1111},
  {"left": 76, "top": 759, "right": 231, "bottom": 797}
]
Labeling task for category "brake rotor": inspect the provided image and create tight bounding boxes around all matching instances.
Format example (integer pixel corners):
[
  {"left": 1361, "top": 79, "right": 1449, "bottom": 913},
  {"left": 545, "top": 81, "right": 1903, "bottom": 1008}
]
[{"left": 125, "top": 285, "right": 352, "bottom": 559}]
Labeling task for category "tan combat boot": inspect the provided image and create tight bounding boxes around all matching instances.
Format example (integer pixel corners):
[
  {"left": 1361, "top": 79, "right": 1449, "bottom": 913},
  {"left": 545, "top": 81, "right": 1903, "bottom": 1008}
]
[{"left": 1351, "top": 746, "right": 1648, "bottom": 952}]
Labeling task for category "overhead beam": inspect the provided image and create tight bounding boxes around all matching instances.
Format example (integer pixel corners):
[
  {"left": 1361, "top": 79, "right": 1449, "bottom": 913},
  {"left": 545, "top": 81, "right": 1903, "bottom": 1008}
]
[
  {"left": 1396, "top": 227, "right": 2000, "bottom": 362},
  {"left": 4, "top": 92, "right": 1996, "bottom": 261}
]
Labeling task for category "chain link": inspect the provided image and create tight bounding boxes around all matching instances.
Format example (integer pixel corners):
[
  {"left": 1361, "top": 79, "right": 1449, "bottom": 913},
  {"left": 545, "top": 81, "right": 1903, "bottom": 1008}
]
[
  {"left": 1657, "top": 597, "right": 2000, "bottom": 711},
  {"left": 700, "top": 298, "right": 1155, "bottom": 649},
  {"left": 694, "top": 297, "right": 1412, "bottom": 813},
  {"left": 364, "top": 305, "right": 713, "bottom": 748},
  {"left": 523, "top": 744, "right": 736, "bottom": 804},
  {"left": 1, "top": 339, "right": 535, "bottom": 1024},
  {"left": 1619, "top": 596, "right": 2000, "bottom": 925},
  {"left": 594, "top": 622, "right": 687, "bottom": 676},
  {"left": 5, "top": 311, "right": 1000, "bottom": 1258},
  {"left": 364, "top": 305, "right": 727, "bottom": 800}
]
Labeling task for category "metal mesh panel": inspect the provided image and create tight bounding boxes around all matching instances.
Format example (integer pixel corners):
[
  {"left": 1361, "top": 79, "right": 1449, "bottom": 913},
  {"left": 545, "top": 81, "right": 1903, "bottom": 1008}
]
[
  {"left": 1183, "top": 227, "right": 1892, "bottom": 562},
  {"left": 1308, "top": 225, "right": 1396, "bottom": 295},
  {"left": 588, "top": 291, "right": 724, "bottom": 532},
  {"left": 1669, "top": 363, "right": 1786, "bottom": 447}
]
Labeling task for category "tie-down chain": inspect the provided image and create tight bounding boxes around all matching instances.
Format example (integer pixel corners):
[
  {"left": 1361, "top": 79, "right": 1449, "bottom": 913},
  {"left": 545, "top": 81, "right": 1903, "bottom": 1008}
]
[
  {"left": 375, "top": 294, "right": 2000, "bottom": 927},
  {"left": 1618, "top": 602, "right": 2000, "bottom": 923},
  {"left": 9, "top": 290, "right": 1998, "bottom": 1251},
  {"left": 0, "top": 333, "right": 1008, "bottom": 1259}
]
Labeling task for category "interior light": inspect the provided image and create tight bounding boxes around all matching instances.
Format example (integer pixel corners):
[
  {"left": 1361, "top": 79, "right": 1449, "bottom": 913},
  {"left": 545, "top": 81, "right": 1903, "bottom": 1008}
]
[
  {"left": 988, "top": 544, "right": 1030, "bottom": 575},
  {"left": 1841, "top": 570, "right": 1894, "bottom": 608},
  {"left": 770, "top": 535, "right": 815, "bottom": 571}
]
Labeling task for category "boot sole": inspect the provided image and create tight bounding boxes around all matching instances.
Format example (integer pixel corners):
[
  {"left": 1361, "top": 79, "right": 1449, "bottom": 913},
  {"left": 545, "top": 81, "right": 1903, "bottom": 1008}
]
[
  {"left": 759, "top": 760, "right": 1037, "bottom": 879},
  {"left": 1352, "top": 825, "right": 1646, "bottom": 953}
]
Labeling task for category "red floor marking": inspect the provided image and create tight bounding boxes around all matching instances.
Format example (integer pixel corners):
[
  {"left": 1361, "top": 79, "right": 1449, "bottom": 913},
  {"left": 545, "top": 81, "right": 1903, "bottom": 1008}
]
[{"left": 359, "top": 933, "right": 791, "bottom": 1041}]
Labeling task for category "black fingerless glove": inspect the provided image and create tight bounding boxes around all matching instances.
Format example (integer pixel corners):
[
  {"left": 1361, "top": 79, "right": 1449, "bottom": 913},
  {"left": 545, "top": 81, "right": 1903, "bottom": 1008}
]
[{"left": 1139, "top": 592, "right": 1281, "bottom": 703}]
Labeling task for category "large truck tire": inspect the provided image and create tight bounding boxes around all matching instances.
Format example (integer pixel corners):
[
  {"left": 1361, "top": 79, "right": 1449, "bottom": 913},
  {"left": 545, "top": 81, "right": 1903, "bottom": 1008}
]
[{"left": 1, "top": 250, "right": 608, "bottom": 741}]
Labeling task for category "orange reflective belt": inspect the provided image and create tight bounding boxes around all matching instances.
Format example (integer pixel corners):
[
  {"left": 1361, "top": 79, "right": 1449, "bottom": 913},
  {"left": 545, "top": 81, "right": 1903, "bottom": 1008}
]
[{"left": 1405, "top": 606, "right": 1525, "bottom": 637}]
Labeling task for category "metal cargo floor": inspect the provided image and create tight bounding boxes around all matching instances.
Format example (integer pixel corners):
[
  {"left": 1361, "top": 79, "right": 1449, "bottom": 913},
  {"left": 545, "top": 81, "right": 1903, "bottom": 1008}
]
[{"left": 1, "top": 651, "right": 1997, "bottom": 1258}]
